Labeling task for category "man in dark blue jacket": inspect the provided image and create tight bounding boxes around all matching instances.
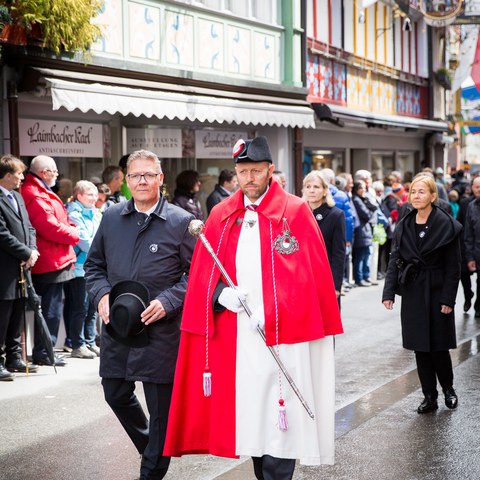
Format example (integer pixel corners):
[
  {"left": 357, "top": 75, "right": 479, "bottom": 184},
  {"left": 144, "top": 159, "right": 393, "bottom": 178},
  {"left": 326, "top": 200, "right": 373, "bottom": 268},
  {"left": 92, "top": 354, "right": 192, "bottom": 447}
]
[
  {"left": 0, "top": 154, "right": 40, "bottom": 380},
  {"left": 206, "top": 169, "right": 237, "bottom": 214},
  {"left": 85, "top": 149, "right": 196, "bottom": 480}
]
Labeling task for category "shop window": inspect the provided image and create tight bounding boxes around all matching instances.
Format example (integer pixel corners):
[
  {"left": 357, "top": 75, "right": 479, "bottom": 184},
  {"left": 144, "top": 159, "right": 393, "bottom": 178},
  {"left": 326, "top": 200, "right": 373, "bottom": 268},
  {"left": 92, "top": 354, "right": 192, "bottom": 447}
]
[
  {"left": 396, "top": 152, "right": 415, "bottom": 177},
  {"left": 303, "top": 149, "right": 345, "bottom": 177},
  {"left": 371, "top": 152, "right": 394, "bottom": 181}
]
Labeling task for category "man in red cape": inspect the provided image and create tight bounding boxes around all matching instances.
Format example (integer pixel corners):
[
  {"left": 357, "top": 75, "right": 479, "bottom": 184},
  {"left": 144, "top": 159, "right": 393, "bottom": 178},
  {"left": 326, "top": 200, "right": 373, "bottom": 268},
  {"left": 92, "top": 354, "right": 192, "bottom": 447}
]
[{"left": 164, "top": 136, "right": 343, "bottom": 479}]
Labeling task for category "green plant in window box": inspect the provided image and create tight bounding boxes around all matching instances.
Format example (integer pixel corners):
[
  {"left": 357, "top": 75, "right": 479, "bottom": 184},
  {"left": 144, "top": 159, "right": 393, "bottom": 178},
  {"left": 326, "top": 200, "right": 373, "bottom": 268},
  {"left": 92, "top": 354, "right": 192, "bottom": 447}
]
[
  {"left": 435, "top": 68, "right": 452, "bottom": 90},
  {"left": 2, "top": 0, "right": 104, "bottom": 56}
]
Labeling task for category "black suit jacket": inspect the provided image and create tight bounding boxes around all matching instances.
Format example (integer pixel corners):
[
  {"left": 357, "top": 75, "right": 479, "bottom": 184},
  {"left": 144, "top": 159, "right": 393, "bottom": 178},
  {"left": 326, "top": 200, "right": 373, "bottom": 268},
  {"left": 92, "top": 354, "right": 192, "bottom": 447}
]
[{"left": 0, "top": 188, "right": 36, "bottom": 300}]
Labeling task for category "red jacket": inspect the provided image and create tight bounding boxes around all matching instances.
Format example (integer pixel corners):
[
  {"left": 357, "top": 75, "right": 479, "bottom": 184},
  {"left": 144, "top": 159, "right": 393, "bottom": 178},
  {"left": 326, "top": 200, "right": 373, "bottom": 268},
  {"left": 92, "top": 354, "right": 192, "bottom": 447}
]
[
  {"left": 181, "top": 180, "right": 343, "bottom": 345},
  {"left": 21, "top": 173, "right": 79, "bottom": 274}
]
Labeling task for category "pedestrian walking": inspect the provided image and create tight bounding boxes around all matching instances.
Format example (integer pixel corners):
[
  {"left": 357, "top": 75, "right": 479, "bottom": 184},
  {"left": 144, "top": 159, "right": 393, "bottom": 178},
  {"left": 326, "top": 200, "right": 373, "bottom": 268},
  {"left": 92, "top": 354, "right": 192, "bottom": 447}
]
[
  {"left": 84, "top": 149, "right": 196, "bottom": 480},
  {"left": 171, "top": 170, "right": 204, "bottom": 220},
  {"left": 64, "top": 181, "right": 101, "bottom": 359},
  {"left": 102, "top": 165, "right": 127, "bottom": 209},
  {"left": 382, "top": 174, "right": 462, "bottom": 414},
  {"left": 164, "top": 136, "right": 343, "bottom": 480},
  {"left": 303, "top": 170, "right": 346, "bottom": 299},
  {"left": 463, "top": 177, "right": 480, "bottom": 318},
  {"left": 457, "top": 176, "right": 479, "bottom": 313},
  {"left": 351, "top": 180, "right": 376, "bottom": 286},
  {"left": 206, "top": 169, "right": 237, "bottom": 214},
  {"left": 0, "top": 154, "right": 40, "bottom": 380},
  {"left": 22, "top": 155, "right": 79, "bottom": 367}
]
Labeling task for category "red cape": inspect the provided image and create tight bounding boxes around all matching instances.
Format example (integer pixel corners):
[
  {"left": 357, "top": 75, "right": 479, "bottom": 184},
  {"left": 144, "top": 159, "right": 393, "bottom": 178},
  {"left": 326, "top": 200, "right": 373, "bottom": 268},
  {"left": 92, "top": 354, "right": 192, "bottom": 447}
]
[{"left": 164, "top": 181, "right": 343, "bottom": 458}]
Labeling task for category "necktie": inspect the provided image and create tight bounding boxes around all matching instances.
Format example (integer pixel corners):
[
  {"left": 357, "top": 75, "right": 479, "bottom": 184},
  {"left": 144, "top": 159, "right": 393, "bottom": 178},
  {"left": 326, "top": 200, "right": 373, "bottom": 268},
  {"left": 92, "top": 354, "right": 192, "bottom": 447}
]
[
  {"left": 246, "top": 204, "right": 258, "bottom": 211},
  {"left": 7, "top": 192, "right": 18, "bottom": 213}
]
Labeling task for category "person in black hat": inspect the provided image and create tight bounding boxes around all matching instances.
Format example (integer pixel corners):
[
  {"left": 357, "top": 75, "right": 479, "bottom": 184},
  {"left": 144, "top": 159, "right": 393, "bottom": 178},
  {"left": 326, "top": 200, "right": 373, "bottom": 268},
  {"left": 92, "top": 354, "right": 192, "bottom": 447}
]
[
  {"left": 165, "top": 136, "right": 343, "bottom": 479},
  {"left": 84, "top": 149, "right": 196, "bottom": 480}
]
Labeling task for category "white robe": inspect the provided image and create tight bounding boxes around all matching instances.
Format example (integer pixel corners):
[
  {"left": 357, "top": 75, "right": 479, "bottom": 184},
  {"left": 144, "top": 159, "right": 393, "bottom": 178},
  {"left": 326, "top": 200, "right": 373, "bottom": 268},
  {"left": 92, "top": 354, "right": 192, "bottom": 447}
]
[{"left": 235, "top": 209, "right": 336, "bottom": 465}]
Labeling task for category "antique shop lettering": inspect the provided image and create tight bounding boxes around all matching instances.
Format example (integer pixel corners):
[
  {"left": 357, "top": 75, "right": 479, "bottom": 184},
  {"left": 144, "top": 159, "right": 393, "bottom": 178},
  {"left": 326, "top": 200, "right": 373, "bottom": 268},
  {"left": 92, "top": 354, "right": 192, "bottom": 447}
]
[
  {"left": 27, "top": 123, "right": 93, "bottom": 145},
  {"left": 202, "top": 133, "right": 241, "bottom": 149}
]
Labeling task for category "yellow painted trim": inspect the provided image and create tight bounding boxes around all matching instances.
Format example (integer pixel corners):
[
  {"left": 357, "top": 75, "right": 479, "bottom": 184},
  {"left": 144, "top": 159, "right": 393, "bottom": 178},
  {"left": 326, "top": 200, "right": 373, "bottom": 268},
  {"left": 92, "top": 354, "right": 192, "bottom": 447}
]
[
  {"left": 374, "top": 4, "right": 378, "bottom": 60},
  {"left": 353, "top": 0, "right": 357, "bottom": 54},
  {"left": 384, "top": 5, "right": 387, "bottom": 63},
  {"left": 365, "top": 7, "right": 368, "bottom": 58}
]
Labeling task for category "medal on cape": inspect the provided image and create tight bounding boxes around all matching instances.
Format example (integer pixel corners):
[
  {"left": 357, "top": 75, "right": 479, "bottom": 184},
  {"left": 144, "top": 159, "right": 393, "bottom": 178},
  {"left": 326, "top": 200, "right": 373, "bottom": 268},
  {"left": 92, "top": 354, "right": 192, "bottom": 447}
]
[{"left": 274, "top": 217, "right": 299, "bottom": 255}]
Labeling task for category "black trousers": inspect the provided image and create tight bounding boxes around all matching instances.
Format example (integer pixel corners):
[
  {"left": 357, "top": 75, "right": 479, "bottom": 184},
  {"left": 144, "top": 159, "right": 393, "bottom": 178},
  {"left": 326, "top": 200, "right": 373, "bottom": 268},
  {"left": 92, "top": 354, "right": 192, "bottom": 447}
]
[
  {"left": 0, "top": 298, "right": 25, "bottom": 364},
  {"left": 252, "top": 455, "right": 296, "bottom": 480},
  {"left": 415, "top": 351, "right": 454, "bottom": 398},
  {"left": 102, "top": 378, "right": 172, "bottom": 480}
]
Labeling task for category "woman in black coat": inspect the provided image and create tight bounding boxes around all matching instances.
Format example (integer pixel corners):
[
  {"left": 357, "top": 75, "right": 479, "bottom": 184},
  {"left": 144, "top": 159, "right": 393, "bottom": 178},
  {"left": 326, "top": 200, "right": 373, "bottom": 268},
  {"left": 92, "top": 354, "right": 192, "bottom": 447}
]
[
  {"left": 303, "top": 170, "right": 346, "bottom": 299},
  {"left": 352, "top": 180, "right": 377, "bottom": 286},
  {"left": 172, "top": 170, "right": 204, "bottom": 220},
  {"left": 382, "top": 175, "right": 462, "bottom": 414}
]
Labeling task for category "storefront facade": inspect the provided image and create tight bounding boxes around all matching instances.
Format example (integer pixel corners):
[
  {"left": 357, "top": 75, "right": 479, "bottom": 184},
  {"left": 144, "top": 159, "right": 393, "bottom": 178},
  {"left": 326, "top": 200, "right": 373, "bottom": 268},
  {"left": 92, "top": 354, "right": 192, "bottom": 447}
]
[{"left": 1, "top": 0, "right": 312, "bottom": 199}]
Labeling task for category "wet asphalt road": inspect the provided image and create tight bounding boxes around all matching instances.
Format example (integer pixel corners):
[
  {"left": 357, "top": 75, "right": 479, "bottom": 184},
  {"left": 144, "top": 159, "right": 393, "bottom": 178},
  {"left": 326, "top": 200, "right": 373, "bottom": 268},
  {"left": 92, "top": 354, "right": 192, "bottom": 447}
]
[{"left": 1, "top": 278, "right": 480, "bottom": 480}]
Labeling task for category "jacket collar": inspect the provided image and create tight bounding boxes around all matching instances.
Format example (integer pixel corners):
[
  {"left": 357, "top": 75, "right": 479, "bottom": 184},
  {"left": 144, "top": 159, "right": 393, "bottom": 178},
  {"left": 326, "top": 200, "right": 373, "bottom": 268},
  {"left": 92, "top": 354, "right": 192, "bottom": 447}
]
[{"left": 120, "top": 195, "right": 168, "bottom": 220}]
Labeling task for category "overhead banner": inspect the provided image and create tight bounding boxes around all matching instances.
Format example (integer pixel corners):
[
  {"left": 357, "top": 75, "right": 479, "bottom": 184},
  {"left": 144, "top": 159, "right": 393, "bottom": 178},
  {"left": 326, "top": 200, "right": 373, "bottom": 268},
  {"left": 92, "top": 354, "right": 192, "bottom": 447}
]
[
  {"left": 125, "top": 128, "right": 182, "bottom": 157},
  {"left": 451, "top": 25, "right": 479, "bottom": 92},
  {"left": 195, "top": 130, "right": 248, "bottom": 158},
  {"left": 19, "top": 119, "right": 103, "bottom": 157}
]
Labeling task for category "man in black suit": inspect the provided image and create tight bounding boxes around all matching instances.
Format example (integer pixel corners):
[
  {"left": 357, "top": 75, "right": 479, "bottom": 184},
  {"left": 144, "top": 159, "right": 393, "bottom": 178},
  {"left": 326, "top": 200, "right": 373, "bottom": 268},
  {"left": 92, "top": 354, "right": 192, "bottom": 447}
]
[{"left": 0, "top": 154, "right": 40, "bottom": 381}]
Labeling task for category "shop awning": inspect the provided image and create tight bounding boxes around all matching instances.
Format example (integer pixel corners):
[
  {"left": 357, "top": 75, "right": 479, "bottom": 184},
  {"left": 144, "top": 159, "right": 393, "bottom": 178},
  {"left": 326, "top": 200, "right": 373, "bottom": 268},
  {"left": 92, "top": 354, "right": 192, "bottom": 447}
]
[
  {"left": 319, "top": 103, "right": 449, "bottom": 132},
  {"left": 45, "top": 77, "right": 316, "bottom": 129}
]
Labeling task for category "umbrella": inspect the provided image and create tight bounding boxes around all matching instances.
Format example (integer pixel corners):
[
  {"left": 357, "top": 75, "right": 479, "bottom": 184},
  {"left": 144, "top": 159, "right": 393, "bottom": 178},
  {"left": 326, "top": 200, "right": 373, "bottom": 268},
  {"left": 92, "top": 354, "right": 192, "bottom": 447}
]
[{"left": 23, "top": 268, "right": 57, "bottom": 373}]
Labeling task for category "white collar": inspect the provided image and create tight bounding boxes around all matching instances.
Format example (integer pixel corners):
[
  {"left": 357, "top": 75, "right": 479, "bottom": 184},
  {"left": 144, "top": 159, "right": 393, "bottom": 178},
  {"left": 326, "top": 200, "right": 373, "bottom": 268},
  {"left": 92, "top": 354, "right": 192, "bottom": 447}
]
[{"left": 134, "top": 200, "right": 159, "bottom": 216}]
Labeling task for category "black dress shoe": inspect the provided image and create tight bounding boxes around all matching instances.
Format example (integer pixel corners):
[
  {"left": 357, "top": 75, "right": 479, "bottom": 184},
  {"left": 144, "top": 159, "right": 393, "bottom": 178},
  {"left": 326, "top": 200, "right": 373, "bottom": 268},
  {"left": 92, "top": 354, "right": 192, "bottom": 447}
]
[
  {"left": 0, "top": 365, "right": 15, "bottom": 381},
  {"left": 444, "top": 387, "right": 458, "bottom": 409},
  {"left": 6, "top": 358, "right": 39, "bottom": 373},
  {"left": 33, "top": 354, "right": 67, "bottom": 367},
  {"left": 464, "top": 298, "right": 472, "bottom": 313},
  {"left": 417, "top": 396, "right": 438, "bottom": 414}
]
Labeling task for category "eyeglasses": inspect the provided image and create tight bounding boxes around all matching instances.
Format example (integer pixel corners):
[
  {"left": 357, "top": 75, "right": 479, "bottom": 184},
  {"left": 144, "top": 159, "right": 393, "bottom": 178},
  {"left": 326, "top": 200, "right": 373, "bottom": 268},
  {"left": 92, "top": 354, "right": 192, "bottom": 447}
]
[
  {"left": 236, "top": 168, "right": 268, "bottom": 179},
  {"left": 127, "top": 173, "right": 160, "bottom": 183},
  {"left": 44, "top": 169, "right": 59, "bottom": 174}
]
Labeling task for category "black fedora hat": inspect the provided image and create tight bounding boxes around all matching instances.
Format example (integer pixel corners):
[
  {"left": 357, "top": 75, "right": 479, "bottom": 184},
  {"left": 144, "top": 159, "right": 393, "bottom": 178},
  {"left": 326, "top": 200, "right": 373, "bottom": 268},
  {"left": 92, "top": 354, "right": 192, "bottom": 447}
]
[
  {"left": 107, "top": 280, "right": 150, "bottom": 348},
  {"left": 232, "top": 136, "right": 272, "bottom": 164}
]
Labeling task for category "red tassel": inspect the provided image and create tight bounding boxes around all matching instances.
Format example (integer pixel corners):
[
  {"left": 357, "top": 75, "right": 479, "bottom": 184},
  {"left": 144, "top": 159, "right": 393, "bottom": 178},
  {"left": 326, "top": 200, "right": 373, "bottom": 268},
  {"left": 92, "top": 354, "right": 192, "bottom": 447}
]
[
  {"left": 203, "top": 371, "right": 212, "bottom": 397},
  {"left": 278, "top": 398, "right": 288, "bottom": 432}
]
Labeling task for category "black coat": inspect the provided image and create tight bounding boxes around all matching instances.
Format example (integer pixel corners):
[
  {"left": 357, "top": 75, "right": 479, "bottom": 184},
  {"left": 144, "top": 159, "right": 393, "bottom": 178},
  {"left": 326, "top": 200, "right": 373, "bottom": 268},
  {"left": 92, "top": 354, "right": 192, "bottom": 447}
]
[
  {"left": 312, "top": 203, "right": 346, "bottom": 292},
  {"left": 206, "top": 184, "right": 230, "bottom": 214},
  {"left": 464, "top": 198, "right": 480, "bottom": 264},
  {"left": 352, "top": 194, "right": 375, "bottom": 248},
  {"left": 0, "top": 189, "right": 36, "bottom": 300},
  {"left": 382, "top": 206, "right": 462, "bottom": 352},
  {"left": 397, "top": 198, "right": 453, "bottom": 221},
  {"left": 172, "top": 190, "right": 204, "bottom": 220},
  {"left": 84, "top": 196, "right": 196, "bottom": 383}
]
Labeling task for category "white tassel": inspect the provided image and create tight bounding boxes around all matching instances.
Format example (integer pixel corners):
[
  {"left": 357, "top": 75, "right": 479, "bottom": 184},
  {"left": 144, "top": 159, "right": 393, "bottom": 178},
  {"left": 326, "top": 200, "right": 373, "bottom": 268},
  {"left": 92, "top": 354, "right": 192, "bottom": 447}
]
[
  {"left": 203, "top": 371, "right": 212, "bottom": 397},
  {"left": 278, "top": 399, "right": 288, "bottom": 432}
]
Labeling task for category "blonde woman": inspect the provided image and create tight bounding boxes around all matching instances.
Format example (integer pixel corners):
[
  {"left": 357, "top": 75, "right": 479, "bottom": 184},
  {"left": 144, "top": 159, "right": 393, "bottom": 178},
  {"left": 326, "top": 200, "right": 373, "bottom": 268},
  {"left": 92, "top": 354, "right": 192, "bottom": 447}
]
[
  {"left": 303, "top": 170, "right": 346, "bottom": 299},
  {"left": 382, "top": 174, "right": 462, "bottom": 414}
]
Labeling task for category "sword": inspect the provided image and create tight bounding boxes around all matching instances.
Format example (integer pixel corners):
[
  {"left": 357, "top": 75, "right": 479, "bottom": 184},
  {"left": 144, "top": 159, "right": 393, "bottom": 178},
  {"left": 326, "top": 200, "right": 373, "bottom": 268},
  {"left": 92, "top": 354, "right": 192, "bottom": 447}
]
[{"left": 188, "top": 219, "right": 315, "bottom": 420}]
